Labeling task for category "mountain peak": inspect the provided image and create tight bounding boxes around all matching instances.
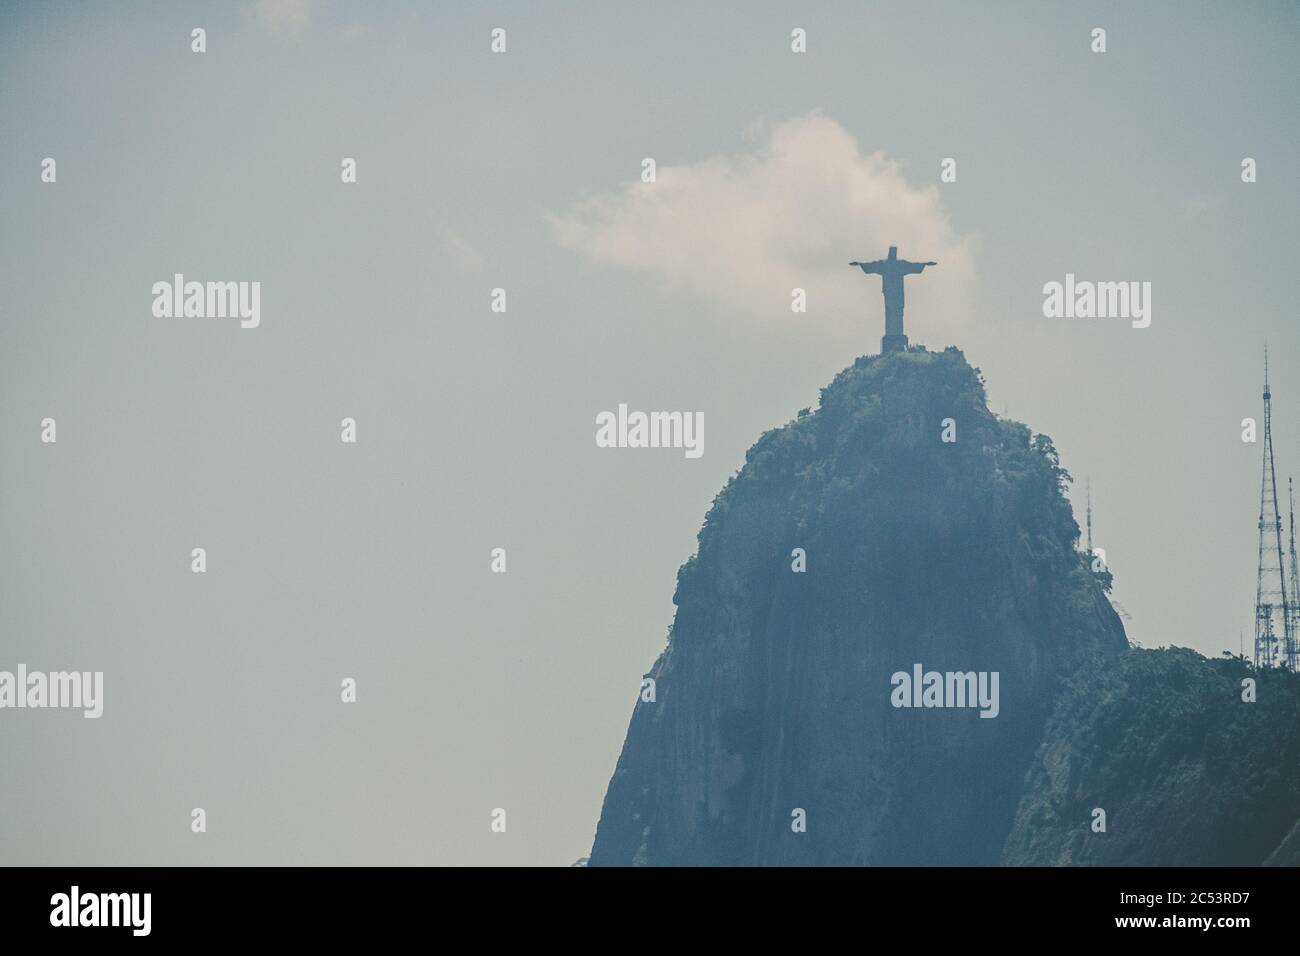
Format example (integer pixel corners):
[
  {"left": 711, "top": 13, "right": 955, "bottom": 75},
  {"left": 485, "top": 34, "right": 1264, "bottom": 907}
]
[{"left": 592, "top": 346, "right": 1127, "bottom": 866}]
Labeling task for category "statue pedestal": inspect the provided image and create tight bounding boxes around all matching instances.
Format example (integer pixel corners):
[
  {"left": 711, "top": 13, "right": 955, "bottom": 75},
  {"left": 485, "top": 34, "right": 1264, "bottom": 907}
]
[{"left": 882, "top": 334, "right": 909, "bottom": 353}]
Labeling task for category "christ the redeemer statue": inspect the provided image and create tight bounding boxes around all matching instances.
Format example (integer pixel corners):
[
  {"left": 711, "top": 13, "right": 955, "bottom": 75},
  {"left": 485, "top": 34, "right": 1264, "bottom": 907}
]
[{"left": 850, "top": 246, "right": 937, "bottom": 352}]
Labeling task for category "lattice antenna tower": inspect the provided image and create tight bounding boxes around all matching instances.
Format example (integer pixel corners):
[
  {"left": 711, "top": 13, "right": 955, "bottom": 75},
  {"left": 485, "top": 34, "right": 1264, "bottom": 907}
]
[
  {"left": 1288, "top": 478, "right": 1300, "bottom": 671},
  {"left": 1254, "top": 346, "right": 1292, "bottom": 668}
]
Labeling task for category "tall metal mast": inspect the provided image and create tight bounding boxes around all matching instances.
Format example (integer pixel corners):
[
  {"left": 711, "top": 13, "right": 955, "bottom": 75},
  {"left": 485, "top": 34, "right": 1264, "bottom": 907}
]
[
  {"left": 1288, "top": 478, "right": 1300, "bottom": 671},
  {"left": 1254, "top": 346, "right": 1292, "bottom": 668}
]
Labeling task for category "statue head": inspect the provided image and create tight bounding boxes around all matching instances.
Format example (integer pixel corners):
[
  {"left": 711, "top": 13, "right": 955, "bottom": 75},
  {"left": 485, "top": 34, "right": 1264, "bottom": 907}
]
[{"left": 887, "top": 246, "right": 898, "bottom": 260}]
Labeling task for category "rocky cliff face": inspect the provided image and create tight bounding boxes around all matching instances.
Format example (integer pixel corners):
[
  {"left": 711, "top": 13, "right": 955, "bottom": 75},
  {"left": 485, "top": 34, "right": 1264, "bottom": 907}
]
[{"left": 589, "top": 347, "right": 1130, "bottom": 865}]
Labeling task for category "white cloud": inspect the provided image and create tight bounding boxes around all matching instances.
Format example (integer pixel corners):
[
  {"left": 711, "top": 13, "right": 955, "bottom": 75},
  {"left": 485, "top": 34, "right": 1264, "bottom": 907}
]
[
  {"left": 549, "top": 112, "right": 975, "bottom": 333},
  {"left": 443, "top": 232, "right": 485, "bottom": 274},
  {"left": 252, "top": 0, "right": 311, "bottom": 37}
]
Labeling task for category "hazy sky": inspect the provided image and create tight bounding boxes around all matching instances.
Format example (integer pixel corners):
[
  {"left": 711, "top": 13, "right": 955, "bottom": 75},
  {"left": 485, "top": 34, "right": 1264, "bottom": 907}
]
[{"left": 1, "top": 0, "right": 1297, "bottom": 865}]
